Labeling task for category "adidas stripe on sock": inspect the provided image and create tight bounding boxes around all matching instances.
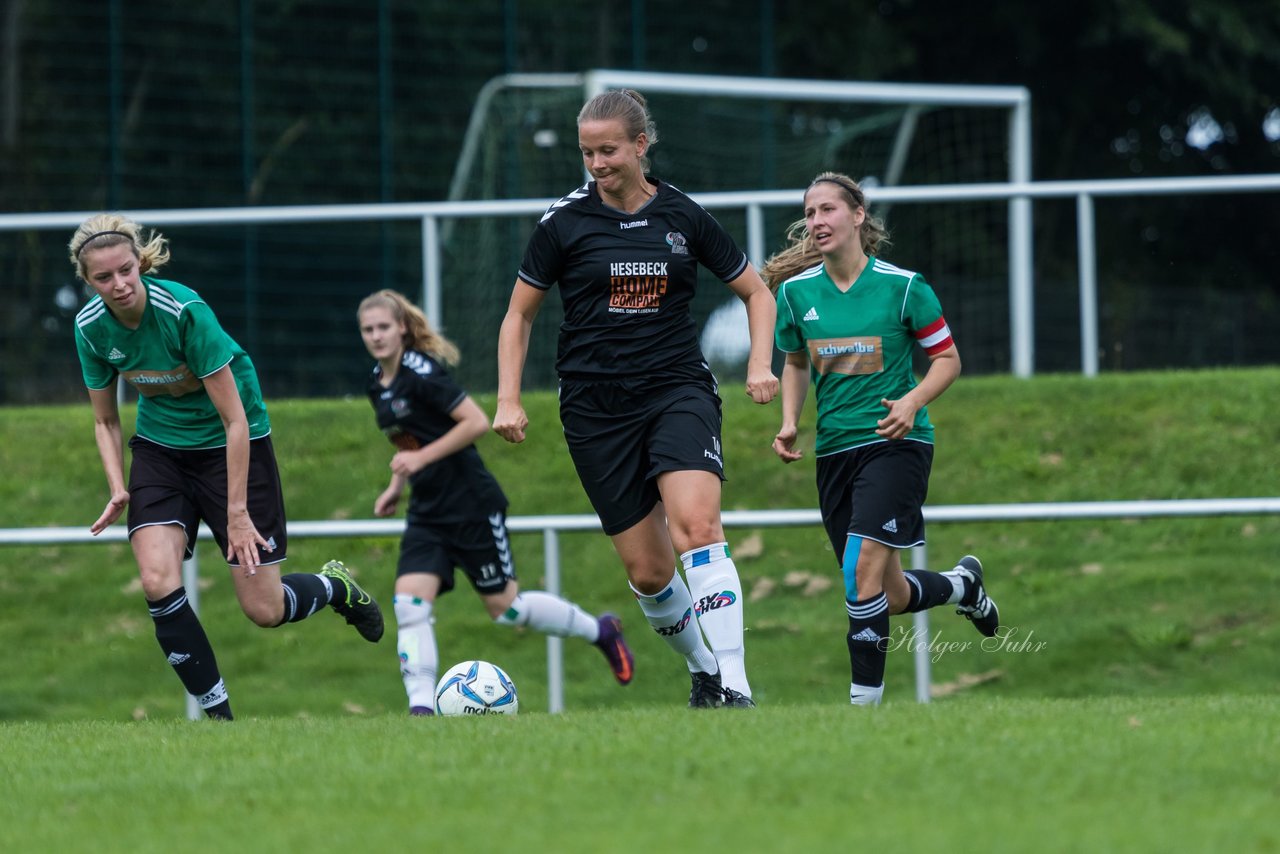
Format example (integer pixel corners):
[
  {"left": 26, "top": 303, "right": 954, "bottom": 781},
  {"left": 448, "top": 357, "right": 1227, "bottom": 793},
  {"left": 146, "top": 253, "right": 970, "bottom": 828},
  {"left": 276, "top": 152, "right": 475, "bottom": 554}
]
[
  {"left": 148, "top": 587, "right": 232, "bottom": 720},
  {"left": 903, "top": 569, "right": 958, "bottom": 612},
  {"left": 279, "top": 573, "right": 331, "bottom": 623},
  {"left": 846, "top": 592, "right": 889, "bottom": 695}
]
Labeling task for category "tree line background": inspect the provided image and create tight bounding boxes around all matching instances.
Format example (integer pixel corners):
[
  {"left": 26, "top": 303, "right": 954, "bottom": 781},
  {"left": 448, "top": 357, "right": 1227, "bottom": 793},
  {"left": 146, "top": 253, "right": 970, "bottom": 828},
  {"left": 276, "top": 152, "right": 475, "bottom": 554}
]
[{"left": 2, "top": 0, "right": 1278, "bottom": 403}]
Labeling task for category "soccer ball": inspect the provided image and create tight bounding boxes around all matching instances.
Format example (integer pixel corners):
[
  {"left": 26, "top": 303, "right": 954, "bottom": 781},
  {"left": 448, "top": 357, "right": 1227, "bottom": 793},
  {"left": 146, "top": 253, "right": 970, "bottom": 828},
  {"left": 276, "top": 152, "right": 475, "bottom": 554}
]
[{"left": 434, "top": 660, "right": 519, "bottom": 716}]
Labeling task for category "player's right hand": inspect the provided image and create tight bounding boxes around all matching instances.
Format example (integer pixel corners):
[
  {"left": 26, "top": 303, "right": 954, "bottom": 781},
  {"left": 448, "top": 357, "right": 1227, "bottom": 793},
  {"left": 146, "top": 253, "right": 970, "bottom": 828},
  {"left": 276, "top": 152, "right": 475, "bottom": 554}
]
[
  {"left": 90, "top": 490, "right": 130, "bottom": 535},
  {"left": 492, "top": 400, "right": 528, "bottom": 444}
]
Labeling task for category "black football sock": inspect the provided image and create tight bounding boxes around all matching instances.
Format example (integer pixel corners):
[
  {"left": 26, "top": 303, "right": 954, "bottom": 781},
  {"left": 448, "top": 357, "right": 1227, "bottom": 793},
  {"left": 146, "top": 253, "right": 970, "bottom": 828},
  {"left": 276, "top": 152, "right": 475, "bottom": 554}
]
[
  {"left": 847, "top": 592, "right": 890, "bottom": 689},
  {"left": 902, "top": 569, "right": 958, "bottom": 612},
  {"left": 278, "top": 573, "right": 332, "bottom": 624},
  {"left": 148, "top": 587, "right": 232, "bottom": 720}
]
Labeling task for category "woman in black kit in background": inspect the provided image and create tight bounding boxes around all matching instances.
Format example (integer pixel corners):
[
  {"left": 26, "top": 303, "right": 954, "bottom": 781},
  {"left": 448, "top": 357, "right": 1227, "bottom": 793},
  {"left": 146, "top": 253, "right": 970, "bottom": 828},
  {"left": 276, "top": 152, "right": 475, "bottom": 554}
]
[{"left": 359, "top": 289, "right": 634, "bottom": 716}]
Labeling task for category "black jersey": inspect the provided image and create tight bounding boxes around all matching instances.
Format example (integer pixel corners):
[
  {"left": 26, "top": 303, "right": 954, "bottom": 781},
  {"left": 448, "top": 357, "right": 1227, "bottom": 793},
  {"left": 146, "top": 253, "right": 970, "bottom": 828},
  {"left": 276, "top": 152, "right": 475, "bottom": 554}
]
[
  {"left": 518, "top": 177, "right": 749, "bottom": 379},
  {"left": 366, "top": 350, "right": 507, "bottom": 523}
]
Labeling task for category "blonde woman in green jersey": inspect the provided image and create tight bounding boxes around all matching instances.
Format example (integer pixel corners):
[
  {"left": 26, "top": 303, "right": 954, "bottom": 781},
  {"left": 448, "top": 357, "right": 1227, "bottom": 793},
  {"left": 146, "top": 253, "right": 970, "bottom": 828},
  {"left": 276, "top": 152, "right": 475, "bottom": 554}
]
[
  {"left": 761, "top": 173, "right": 1001, "bottom": 706},
  {"left": 70, "top": 215, "right": 383, "bottom": 720}
]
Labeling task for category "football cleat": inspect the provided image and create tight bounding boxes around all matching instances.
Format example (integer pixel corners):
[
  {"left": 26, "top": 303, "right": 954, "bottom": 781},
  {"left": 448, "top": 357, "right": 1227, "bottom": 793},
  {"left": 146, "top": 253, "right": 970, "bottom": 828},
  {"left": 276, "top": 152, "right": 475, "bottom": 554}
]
[
  {"left": 721, "top": 686, "right": 756, "bottom": 709},
  {"left": 688, "top": 670, "right": 725, "bottom": 709},
  {"left": 409, "top": 706, "right": 435, "bottom": 717},
  {"left": 593, "top": 613, "right": 635, "bottom": 685},
  {"left": 320, "top": 560, "right": 385, "bottom": 643},
  {"left": 953, "top": 554, "right": 1000, "bottom": 638}
]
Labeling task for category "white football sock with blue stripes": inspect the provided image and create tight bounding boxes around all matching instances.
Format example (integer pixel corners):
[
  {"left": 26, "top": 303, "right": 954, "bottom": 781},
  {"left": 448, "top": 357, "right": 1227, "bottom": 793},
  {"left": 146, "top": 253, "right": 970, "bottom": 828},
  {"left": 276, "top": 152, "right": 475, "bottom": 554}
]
[
  {"left": 630, "top": 572, "right": 719, "bottom": 674},
  {"left": 682, "top": 542, "right": 751, "bottom": 698}
]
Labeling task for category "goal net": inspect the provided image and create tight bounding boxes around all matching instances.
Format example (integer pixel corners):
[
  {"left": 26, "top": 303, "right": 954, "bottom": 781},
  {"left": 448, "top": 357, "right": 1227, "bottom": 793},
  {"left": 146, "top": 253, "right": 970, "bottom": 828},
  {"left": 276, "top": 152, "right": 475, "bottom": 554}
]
[{"left": 441, "top": 71, "right": 1027, "bottom": 391}]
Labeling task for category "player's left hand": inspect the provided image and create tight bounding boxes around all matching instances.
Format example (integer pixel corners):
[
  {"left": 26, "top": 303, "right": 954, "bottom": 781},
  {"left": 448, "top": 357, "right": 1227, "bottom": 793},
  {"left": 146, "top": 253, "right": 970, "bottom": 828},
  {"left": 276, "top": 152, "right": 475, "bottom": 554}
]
[
  {"left": 226, "top": 507, "right": 270, "bottom": 577},
  {"left": 875, "top": 397, "right": 919, "bottom": 440},
  {"left": 745, "top": 368, "right": 779, "bottom": 404},
  {"left": 390, "top": 449, "right": 425, "bottom": 477},
  {"left": 374, "top": 488, "right": 401, "bottom": 517}
]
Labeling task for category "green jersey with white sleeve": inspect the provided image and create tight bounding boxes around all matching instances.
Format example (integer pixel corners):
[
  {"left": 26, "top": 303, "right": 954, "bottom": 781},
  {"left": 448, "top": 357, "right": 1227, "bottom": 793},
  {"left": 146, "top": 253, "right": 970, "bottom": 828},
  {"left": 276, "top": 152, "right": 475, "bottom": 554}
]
[
  {"left": 774, "top": 257, "right": 953, "bottom": 455},
  {"left": 74, "top": 276, "right": 270, "bottom": 449}
]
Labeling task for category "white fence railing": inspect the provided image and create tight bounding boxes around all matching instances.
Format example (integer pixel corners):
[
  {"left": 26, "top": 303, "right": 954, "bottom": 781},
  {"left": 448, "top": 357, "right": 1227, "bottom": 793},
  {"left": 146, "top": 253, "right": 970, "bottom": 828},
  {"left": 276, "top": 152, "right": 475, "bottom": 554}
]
[
  {"left": 5, "top": 174, "right": 1280, "bottom": 378},
  {"left": 5, "top": 497, "right": 1278, "bottom": 719}
]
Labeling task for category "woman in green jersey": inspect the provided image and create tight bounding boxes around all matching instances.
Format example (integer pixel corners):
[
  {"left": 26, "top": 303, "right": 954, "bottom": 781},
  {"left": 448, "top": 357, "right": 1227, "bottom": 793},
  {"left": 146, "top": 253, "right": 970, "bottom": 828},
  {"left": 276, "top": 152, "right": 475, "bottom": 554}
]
[
  {"left": 70, "top": 214, "right": 383, "bottom": 720},
  {"left": 761, "top": 172, "right": 1001, "bottom": 706}
]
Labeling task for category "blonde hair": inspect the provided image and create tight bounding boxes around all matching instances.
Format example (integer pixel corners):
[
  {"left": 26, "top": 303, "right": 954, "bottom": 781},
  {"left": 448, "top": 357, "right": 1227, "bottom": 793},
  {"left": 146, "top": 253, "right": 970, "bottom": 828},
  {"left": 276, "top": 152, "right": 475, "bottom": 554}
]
[
  {"left": 760, "top": 172, "right": 891, "bottom": 292},
  {"left": 357, "top": 289, "right": 460, "bottom": 367},
  {"left": 577, "top": 88, "right": 658, "bottom": 173},
  {"left": 68, "top": 214, "right": 170, "bottom": 280}
]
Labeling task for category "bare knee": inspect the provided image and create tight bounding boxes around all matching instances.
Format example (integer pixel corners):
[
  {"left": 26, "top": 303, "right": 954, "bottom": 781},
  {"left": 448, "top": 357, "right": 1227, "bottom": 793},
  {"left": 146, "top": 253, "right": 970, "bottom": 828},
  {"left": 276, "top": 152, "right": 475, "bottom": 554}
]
[
  {"left": 849, "top": 545, "right": 893, "bottom": 601},
  {"left": 137, "top": 566, "right": 182, "bottom": 602},
  {"left": 609, "top": 508, "right": 680, "bottom": 595},
  {"left": 131, "top": 526, "right": 188, "bottom": 600},
  {"left": 627, "top": 561, "right": 676, "bottom": 596},
  {"left": 885, "top": 586, "right": 910, "bottom": 614},
  {"left": 665, "top": 518, "right": 724, "bottom": 555},
  {"left": 242, "top": 599, "right": 285, "bottom": 628},
  {"left": 883, "top": 566, "right": 911, "bottom": 614}
]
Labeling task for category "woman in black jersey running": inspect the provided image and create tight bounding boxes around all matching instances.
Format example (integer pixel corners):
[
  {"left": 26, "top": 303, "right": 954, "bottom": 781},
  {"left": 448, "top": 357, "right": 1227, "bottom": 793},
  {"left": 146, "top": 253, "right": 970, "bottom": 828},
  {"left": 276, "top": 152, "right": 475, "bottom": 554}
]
[
  {"left": 358, "top": 290, "right": 634, "bottom": 715},
  {"left": 493, "top": 90, "right": 778, "bottom": 709}
]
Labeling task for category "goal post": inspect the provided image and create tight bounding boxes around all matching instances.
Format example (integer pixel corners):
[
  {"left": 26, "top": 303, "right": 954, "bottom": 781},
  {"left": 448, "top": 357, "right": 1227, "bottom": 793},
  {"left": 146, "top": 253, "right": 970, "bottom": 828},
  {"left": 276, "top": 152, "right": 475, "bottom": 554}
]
[{"left": 445, "top": 70, "right": 1034, "bottom": 381}]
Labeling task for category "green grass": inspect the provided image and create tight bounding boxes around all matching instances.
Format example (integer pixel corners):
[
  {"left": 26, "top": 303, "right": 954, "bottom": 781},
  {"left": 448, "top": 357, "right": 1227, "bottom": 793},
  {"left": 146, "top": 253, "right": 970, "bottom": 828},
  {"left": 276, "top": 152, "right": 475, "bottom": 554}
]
[
  {"left": 1, "top": 368, "right": 1278, "bottom": 850},
  {"left": 2, "top": 367, "right": 1277, "bottom": 718},
  {"left": 2, "top": 698, "right": 1276, "bottom": 852}
]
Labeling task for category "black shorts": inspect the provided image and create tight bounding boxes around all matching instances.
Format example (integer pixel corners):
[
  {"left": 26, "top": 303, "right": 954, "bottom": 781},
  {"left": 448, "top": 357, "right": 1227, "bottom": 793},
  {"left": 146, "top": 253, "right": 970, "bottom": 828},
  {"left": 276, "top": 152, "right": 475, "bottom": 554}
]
[
  {"left": 398, "top": 512, "right": 516, "bottom": 596},
  {"left": 559, "top": 371, "right": 724, "bottom": 536},
  {"left": 815, "top": 439, "right": 933, "bottom": 563},
  {"left": 126, "top": 435, "right": 288, "bottom": 567}
]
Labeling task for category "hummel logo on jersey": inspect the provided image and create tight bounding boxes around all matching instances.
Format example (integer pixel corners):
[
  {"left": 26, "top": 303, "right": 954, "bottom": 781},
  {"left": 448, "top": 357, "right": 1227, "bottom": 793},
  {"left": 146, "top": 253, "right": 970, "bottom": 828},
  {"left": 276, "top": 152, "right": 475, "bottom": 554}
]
[
  {"left": 881, "top": 519, "right": 898, "bottom": 533},
  {"left": 802, "top": 307, "right": 819, "bottom": 322},
  {"left": 166, "top": 651, "right": 190, "bottom": 666},
  {"left": 849, "top": 627, "right": 882, "bottom": 643},
  {"left": 107, "top": 347, "right": 126, "bottom": 361}
]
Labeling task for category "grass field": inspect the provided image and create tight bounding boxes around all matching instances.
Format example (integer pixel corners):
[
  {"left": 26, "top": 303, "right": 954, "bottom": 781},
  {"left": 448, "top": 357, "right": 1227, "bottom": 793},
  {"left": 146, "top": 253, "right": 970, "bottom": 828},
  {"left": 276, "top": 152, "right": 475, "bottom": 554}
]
[
  {"left": 2, "top": 699, "right": 1276, "bottom": 852},
  {"left": 2, "top": 368, "right": 1278, "bottom": 851}
]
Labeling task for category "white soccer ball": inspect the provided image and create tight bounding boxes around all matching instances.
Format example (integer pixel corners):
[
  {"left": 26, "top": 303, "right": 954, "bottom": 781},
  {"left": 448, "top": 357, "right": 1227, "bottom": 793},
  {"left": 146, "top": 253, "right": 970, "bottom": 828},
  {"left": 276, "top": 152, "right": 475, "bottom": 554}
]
[{"left": 434, "top": 660, "right": 519, "bottom": 716}]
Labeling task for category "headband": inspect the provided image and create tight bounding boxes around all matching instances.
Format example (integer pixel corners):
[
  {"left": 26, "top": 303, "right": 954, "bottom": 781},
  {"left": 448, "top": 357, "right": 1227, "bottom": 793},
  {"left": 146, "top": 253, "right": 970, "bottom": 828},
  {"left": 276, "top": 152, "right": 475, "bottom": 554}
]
[
  {"left": 810, "top": 176, "right": 860, "bottom": 194},
  {"left": 75, "top": 230, "right": 132, "bottom": 257}
]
